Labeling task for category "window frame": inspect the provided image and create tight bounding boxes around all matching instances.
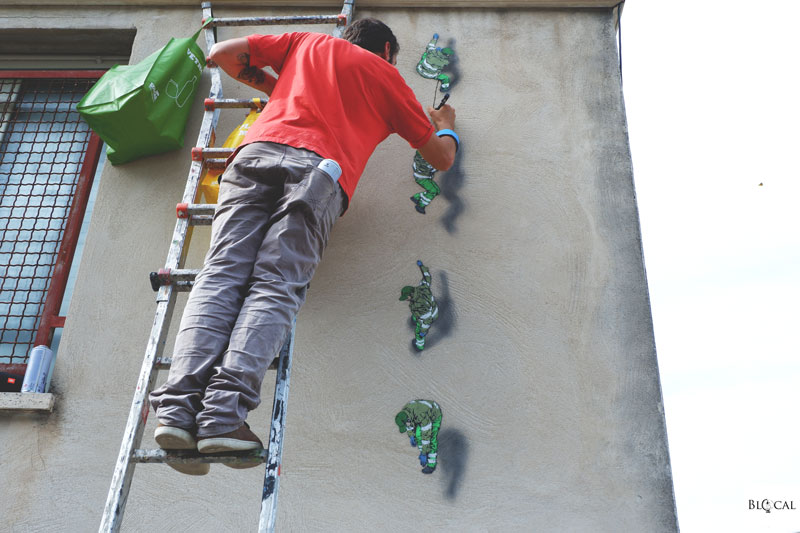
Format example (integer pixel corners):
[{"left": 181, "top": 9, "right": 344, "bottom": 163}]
[{"left": 0, "top": 69, "right": 104, "bottom": 379}]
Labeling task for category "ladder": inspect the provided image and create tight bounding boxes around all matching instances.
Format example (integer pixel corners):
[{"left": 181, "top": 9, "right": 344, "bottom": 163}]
[{"left": 99, "top": 2, "right": 355, "bottom": 531}]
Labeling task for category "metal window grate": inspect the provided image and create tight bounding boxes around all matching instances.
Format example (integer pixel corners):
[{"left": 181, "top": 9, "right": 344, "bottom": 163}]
[{"left": 0, "top": 77, "right": 97, "bottom": 364}]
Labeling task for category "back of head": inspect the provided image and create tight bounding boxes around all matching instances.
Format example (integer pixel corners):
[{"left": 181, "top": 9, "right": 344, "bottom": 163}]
[{"left": 342, "top": 18, "right": 399, "bottom": 59}]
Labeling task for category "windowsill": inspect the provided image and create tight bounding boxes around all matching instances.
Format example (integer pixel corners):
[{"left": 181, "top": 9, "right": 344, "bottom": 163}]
[{"left": 0, "top": 393, "right": 55, "bottom": 413}]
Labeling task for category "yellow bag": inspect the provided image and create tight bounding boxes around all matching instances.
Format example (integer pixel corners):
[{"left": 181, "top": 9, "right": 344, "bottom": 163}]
[{"left": 199, "top": 105, "right": 261, "bottom": 203}]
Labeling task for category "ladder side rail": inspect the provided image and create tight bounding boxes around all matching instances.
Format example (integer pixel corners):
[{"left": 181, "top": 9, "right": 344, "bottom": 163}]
[
  {"left": 100, "top": 5, "right": 222, "bottom": 531},
  {"left": 259, "top": 320, "right": 297, "bottom": 532},
  {"left": 161, "top": 17, "right": 223, "bottom": 281},
  {"left": 260, "top": 4, "right": 353, "bottom": 529},
  {"left": 332, "top": 0, "right": 355, "bottom": 38},
  {"left": 99, "top": 294, "right": 178, "bottom": 532}
]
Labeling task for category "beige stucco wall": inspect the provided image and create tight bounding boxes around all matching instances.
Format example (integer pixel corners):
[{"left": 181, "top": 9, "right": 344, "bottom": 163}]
[{"left": 0, "top": 4, "right": 677, "bottom": 532}]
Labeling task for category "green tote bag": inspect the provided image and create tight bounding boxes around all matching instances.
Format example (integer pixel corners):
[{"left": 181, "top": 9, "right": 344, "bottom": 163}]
[{"left": 77, "top": 21, "right": 211, "bottom": 165}]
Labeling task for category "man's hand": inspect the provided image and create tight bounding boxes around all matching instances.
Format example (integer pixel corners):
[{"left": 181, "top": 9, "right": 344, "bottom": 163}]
[
  {"left": 416, "top": 103, "right": 457, "bottom": 171},
  {"left": 208, "top": 37, "right": 278, "bottom": 96},
  {"left": 427, "top": 104, "right": 455, "bottom": 132}
]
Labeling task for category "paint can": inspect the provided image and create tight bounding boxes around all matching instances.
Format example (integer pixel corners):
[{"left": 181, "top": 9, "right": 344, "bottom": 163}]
[{"left": 21, "top": 345, "right": 54, "bottom": 393}]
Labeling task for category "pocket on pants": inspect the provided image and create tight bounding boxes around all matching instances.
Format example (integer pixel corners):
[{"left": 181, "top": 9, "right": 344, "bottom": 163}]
[{"left": 302, "top": 165, "right": 342, "bottom": 220}]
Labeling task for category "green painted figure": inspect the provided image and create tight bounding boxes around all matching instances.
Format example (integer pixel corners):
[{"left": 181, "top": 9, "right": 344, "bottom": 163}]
[
  {"left": 416, "top": 33, "right": 454, "bottom": 91},
  {"left": 410, "top": 150, "right": 440, "bottom": 214},
  {"left": 395, "top": 399, "right": 442, "bottom": 474},
  {"left": 399, "top": 261, "right": 439, "bottom": 351}
]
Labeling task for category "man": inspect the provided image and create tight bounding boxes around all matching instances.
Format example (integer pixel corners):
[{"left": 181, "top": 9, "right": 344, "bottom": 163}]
[
  {"left": 399, "top": 260, "right": 438, "bottom": 350},
  {"left": 395, "top": 399, "right": 442, "bottom": 474},
  {"left": 149, "top": 18, "right": 459, "bottom": 475}
]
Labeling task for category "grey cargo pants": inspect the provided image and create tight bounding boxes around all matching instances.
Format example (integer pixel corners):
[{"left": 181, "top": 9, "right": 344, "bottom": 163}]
[{"left": 150, "top": 141, "right": 345, "bottom": 437}]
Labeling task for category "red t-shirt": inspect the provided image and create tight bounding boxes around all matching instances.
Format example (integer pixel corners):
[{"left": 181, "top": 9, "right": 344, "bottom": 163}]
[{"left": 243, "top": 32, "right": 435, "bottom": 203}]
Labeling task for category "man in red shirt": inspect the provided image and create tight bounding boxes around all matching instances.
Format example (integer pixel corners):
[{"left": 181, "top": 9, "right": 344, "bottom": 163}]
[{"left": 149, "top": 19, "right": 458, "bottom": 475}]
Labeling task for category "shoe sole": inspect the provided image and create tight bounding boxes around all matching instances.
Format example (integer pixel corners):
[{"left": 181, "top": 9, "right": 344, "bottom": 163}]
[
  {"left": 198, "top": 438, "right": 262, "bottom": 470},
  {"left": 223, "top": 459, "right": 262, "bottom": 470},
  {"left": 197, "top": 438, "right": 261, "bottom": 454},
  {"left": 155, "top": 427, "right": 196, "bottom": 450},
  {"left": 166, "top": 462, "right": 211, "bottom": 476}
]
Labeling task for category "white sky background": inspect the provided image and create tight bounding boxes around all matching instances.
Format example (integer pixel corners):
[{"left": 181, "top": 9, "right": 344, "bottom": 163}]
[{"left": 622, "top": 1, "right": 800, "bottom": 531}]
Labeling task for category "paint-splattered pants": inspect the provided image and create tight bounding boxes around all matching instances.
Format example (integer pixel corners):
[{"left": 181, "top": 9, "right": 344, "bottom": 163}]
[{"left": 150, "top": 141, "right": 345, "bottom": 437}]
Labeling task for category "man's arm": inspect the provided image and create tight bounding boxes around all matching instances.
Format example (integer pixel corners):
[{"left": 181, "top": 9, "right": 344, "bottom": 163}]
[
  {"left": 416, "top": 104, "right": 457, "bottom": 171},
  {"left": 208, "top": 37, "right": 278, "bottom": 96}
]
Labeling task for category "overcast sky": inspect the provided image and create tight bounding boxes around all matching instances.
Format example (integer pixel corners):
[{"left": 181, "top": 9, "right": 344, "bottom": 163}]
[{"left": 622, "top": 1, "right": 800, "bottom": 531}]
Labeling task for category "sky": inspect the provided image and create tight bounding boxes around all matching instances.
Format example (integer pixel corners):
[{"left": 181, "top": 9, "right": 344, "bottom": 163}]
[{"left": 622, "top": 1, "right": 800, "bottom": 531}]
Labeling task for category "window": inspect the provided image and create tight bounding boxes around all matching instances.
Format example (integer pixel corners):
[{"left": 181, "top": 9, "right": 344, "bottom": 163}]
[{"left": 0, "top": 72, "right": 103, "bottom": 381}]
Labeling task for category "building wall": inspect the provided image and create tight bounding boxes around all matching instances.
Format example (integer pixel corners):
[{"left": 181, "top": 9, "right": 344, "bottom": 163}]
[{"left": 0, "top": 4, "right": 678, "bottom": 531}]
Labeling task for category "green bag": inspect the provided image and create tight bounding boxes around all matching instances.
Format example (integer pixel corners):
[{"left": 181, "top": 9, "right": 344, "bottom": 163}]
[{"left": 77, "top": 22, "right": 211, "bottom": 165}]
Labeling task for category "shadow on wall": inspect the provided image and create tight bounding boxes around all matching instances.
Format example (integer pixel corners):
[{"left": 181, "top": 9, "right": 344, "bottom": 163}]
[
  {"left": 443, "top": 37, "right": 461, "bottom": 93},
  {"left": 407, "top": 271, "right": 455, "bottom": 355},
  {"left": 438, "top": 428, "right": 469, "bottom": 500},
  {"left": 425, "top": 37, "right": 464, "bottom": 234},
  {"left": 438, "top": 138, "right": 466, "bottom": 235}
]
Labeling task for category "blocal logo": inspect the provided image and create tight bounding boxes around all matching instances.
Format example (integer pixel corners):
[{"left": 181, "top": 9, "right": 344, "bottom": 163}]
[{"left": 749, "top": 499, "right": 797, "bottom": 513}]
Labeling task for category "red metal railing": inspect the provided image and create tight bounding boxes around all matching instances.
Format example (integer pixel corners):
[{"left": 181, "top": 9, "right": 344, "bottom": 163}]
[{"left": 0, "top": 72, "right": 103, "bottom": 370}]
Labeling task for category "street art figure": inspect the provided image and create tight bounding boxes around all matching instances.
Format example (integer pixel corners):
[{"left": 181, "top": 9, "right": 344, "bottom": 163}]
[
  {"left": 410, "top": 151, "right": 441, "bottom": 214},
  {"left": 416, "top": 34, "right": 454, "bottom": 91},
  {"left": 399, "top": 261, "right": 439, "bottom": 351},
  {"left": 395, "top": 399, "right": 442, "bottom": 474}
]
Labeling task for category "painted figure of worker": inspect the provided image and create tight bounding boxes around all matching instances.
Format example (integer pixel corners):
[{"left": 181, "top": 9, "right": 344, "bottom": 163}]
[
  {"left": 399, "top": 260, "right": 438, "bottom": 351},
  {"left": 396, "top": 399, "right": 442, "bottom": 474},
  {"left": 149, "top": 19, "right": 458, "bottom": 476},
  {"left": 416, "top": 33, "right": 454, "bottom": 91},
  {"left": 410, "top": 150, "right": 440, "bottom": 214}
]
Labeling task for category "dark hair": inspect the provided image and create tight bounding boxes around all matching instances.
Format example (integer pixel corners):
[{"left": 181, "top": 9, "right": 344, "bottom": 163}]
[{"left": 342, "top": 18, "right": 399, "bottom": 59}]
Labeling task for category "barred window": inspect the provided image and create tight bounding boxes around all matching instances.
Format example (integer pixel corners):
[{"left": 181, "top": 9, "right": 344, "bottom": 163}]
[{"left": 0, "top": 73, "right": 103, "bottom": 372}]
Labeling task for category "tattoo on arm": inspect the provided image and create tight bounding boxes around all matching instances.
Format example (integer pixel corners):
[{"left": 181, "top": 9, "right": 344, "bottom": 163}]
[{"left": 236, "top": 52, "right": 266, "bottom": 86}]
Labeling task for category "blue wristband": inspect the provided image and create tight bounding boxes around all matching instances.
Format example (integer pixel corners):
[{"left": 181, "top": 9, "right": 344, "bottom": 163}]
[{"left": 436, "top": 129, "right": 459, "bottom": 151}]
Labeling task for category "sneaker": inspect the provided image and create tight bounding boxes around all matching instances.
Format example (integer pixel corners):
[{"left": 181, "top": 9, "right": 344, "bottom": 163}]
[
  {"left": 154, "top": 424, "right": 210, "bottom": 476},
  {"left": 422, "top": 465, "right": 436, "bottom": 474},
  {"left": 154, "top": 424, "right": 195, "bottom": 449},
  {"left": 197, "top": 422, "right": 263, "bottom": 469}
]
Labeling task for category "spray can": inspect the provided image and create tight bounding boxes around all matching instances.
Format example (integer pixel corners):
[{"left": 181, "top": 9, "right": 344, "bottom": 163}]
[{"left": 21, "top": 345, "right": 54, "bottom": 393}]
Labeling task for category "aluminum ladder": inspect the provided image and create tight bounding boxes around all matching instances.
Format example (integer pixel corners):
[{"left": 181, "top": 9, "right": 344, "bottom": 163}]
[{"left": 99, "top": 2, "right": 355, "bottom": 531}]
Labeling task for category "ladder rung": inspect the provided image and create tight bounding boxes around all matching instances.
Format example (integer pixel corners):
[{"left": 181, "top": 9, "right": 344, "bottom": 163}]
[
  {"left": 192, "top": 147, "right": 235, "bottom": 160},
  {"left": 176, "top": 203, "right": 215, "bottom": 226},
  {"left": 188, "top": 215, "right": 213, "bottom": 226},
  {"left": 204, "top": 98, "right": 265, "bottom": 111},
  {"left": 132, "top": 448, "right": 267, "bottom": 465},
  {"left": 177, "top": 203, "right": 216, "bottom": 217},
  {"left": 149, "top": 268, "right": 200, "bottom": 291},
  {"left": 205, "top": 14, "right": 345, "bottom": 28},
  {"left": 205, "top": 159, "right": 227, "bottom": 171}
]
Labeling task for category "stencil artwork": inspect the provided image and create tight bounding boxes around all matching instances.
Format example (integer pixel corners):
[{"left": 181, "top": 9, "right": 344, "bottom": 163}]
[
  {"left": 395, "top": 399, "right": 442, "bottom": 474},
  {"left": 416, "top": 33, "right": 454, "bottom": 91},
  {"left": 410, "top": 151, "right": 441, "bottom": 214},
  {"left": 410, "top": 34, "right": 456, "bottom": 213},
  {"left": 399, "top": 261, "right": 439, "bottom": 351}
]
